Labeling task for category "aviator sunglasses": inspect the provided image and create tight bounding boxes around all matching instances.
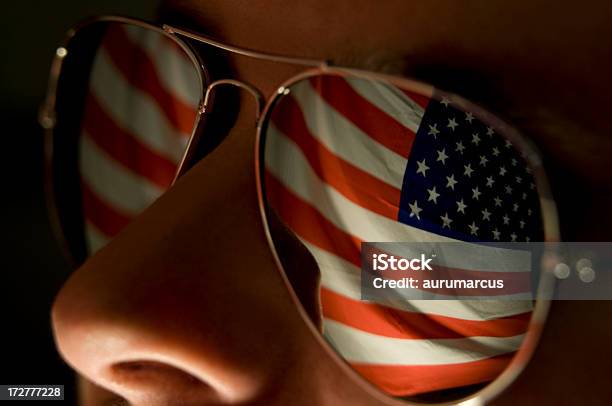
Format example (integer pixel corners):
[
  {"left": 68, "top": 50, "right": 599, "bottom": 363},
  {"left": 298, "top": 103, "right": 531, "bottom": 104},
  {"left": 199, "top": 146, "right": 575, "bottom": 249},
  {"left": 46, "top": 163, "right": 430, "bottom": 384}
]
[{"left": 40, "top": 16, "right": 560, "bottom": 405}]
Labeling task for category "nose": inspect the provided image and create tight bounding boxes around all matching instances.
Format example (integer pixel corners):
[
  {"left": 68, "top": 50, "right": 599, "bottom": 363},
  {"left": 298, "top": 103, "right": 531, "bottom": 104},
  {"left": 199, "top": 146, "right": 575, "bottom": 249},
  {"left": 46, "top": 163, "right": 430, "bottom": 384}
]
[{"left": 50, "top": 104, "right": 313, "bottom": 405}]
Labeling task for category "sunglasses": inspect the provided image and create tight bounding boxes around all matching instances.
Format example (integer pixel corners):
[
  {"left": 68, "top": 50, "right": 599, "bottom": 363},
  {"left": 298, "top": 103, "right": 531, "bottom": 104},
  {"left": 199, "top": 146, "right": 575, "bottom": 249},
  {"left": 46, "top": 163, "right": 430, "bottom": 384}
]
[{"left": 39, "top": 15, "right": 560, "bottom": 404}]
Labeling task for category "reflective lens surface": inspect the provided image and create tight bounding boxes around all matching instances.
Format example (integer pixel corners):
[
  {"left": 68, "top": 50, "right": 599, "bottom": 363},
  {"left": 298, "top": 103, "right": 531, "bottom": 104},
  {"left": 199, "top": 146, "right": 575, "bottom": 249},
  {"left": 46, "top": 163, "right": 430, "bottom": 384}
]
[
  {"left": 261, "top": 72, "right": 549, "bottom": 401},
  {"left": 52, "top": 22, "right": 201, "bottom": 262}
]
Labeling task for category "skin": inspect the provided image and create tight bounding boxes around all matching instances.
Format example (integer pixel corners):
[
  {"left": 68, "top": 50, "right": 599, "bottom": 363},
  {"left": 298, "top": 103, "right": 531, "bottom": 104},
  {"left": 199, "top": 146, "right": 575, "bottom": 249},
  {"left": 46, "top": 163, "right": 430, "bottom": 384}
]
[{"left": 52, "top": 1, "right": 612, "bottom": 404}]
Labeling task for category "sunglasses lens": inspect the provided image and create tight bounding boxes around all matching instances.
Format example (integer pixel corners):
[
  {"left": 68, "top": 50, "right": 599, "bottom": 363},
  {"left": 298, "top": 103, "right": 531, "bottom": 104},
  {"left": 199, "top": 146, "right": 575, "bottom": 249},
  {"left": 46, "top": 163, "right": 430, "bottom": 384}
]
[
  {"left": 52, "top": 22, "right": 202, "bottom": 263},
  {"left": 261, "top": 73, "right": 547, "bottom": 400}
]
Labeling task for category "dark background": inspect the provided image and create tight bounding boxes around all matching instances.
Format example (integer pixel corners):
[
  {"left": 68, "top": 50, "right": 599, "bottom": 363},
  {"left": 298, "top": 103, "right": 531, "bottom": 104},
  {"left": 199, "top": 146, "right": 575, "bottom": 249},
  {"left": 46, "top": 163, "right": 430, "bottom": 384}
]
[{"left": 1, "top": 2, "right": 158, "bottom": 402}]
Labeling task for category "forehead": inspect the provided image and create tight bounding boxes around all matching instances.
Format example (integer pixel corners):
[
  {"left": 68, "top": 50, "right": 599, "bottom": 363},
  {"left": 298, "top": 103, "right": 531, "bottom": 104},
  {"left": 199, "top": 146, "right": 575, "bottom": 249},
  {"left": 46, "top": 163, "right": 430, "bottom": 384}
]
[
  {"left": 161, "top": 0, "right": 610, "bottom": 73},
  {"left": 161, "top": 0, "right": 612, "bottom": 189}
]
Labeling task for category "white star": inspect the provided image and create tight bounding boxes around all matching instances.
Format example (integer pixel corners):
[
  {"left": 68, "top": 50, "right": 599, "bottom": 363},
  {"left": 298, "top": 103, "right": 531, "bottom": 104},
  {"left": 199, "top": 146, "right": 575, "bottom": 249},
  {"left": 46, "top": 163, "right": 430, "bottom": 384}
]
[
  {"left": 472, "top": 133, "right": 481, "bottom": 145},
  {"left": 519, "top": 220, "right": 525, "bottom": 229},
  {"left": 494, "top": 196, "right": 502, "bottom": 207},
  {"left": 468, "top": 221, "right": 479, "bottom": 236},
  {"left": 492, "top": 228, "right": 501, "bottom": 240},
  {"left": 511, "top": 158, "right": 518, "bottom": 166},
  {"left": 456, "top": 141, "right": 466, "bottom": 154},
  {"left": 428, "top": 124, "right": 440, "bottom": 138},
  {"left": 505, "top": 185, "right": 513, "bottom": 194},
  {"left": 530, "top": 182, "right": 536, "bottom": 190},
  {"left": 479, "top": 156, "right": 488, "bottom": 167},
  {"left": 526, "top": 166, "right": 533, "bottom": 174},
  {"left": 528, "top": 209, "right": 533, "bottom": 216},
  {"left": 408, "top": 200, "right": 422, "bottom": 220},
  {"left": 513, "top": 203, "right": 519, "bottom": 212},
  {"left": 456, "top": 199, "right": 468, "bottom": 214},
  {"left": 515, "top": 175, "right": 522, "bottom": 184},
  {"left": 446, "top": 174, "right": 458, "bottom": 190},
  {"left": 510, "top": 233, "right": 517, "bottom": 242},
  {"left": 465, "top": 111, "right": 474, "bottom": 123},
  {"left": 482, "top": 208, "right": 491, "bottom": 221},
  {"left": 503, "top": 214, "right": 510, "bottom": 225},
  {"left": 505, "top": 139, "right": 512, "bottom": 148},
  {"left": 447, "top": 117, "right": 458, "bottom": 131},
  {"left": 487, "top": 127, "right": 495, "bottom": 136},
  {"left": 525, "top": 236, "right": 531, "bottom": 242},
  {"left": 436, "top": 149, "right": 448, "bottom": 164},
  {"left": 486, "top": 176, "right": 495, "bottom": 187},
  {"left": 522, "top": 192, "right": 527, "bottom": 200},
  {"left": 440, "top": 212, "right": 453, "bottom": 229},
  {"left": 500, "top": 166, "right": 507, "bottom": 176},
  {"left": 493, "top": 228, "right": 501, "bottom": 241},
  {"left": 464, "top": 164, "right": 474, "bottom": 177},
  {"left": 440, "top": 97, "right": 451, "bottom": 107},
  {"left": 472, "top": 186, "right": 482, "bottom": 200},
  {"left": 492, "top": 147, "right": 500, "bottom": 156},
  {"left": 427, "top": 186, "right": 440, "bottom": 204},
  {"left": 416, "top": 159, "right": 429, "bottom": 177}
]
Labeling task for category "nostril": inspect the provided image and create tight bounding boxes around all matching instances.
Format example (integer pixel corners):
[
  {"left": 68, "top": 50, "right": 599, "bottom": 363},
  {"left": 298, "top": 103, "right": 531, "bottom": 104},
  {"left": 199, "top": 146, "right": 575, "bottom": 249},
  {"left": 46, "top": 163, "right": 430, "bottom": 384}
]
[
  {"left": 112, "top": 360, "right": 204, "bottom": 386},
  {"left": 110, "top": 360, "right": 212, "bottom": 392}
]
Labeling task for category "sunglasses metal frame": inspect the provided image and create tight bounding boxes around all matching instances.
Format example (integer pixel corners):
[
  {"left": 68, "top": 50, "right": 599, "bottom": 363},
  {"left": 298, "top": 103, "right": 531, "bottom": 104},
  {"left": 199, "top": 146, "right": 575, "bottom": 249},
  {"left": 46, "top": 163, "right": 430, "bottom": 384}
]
[{"left": 40, "top": 15, "right": 560, "bottom": 406}]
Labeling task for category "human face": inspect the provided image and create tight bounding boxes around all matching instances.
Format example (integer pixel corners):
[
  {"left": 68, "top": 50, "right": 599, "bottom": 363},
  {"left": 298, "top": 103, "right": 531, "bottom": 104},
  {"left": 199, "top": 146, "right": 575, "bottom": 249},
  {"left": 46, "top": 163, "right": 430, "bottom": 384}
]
[{"left": 50, "top": 1, "right": 612, "bottom": 405}]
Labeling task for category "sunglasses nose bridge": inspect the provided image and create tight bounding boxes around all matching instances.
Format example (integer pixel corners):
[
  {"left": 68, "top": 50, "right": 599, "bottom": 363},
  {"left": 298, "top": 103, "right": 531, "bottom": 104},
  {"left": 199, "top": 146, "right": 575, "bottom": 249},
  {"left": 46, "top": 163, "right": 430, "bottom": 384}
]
[{"left": 203, "top": 79, "right": 265, "bottom": 121}]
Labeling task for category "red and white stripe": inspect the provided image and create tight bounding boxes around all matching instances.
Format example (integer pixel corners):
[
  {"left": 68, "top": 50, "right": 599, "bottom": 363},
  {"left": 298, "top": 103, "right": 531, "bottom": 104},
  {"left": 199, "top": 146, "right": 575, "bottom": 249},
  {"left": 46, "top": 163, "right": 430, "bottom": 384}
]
[
  {"left": 80, "top": 24, "right": 199, "bottom": 253},
  {"left": 264, "top": 74, "right": 532, "bottom": 396}
]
